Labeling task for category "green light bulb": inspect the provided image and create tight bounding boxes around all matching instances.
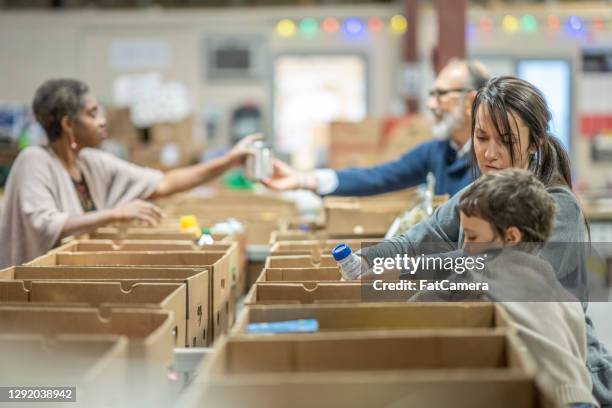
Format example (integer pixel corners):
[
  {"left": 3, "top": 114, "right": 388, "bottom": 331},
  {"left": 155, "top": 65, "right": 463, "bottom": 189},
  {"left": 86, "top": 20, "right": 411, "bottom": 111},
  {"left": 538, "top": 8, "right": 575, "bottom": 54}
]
[
  {"left": 300, "top": 18, "right": 319, "bottom": 37},
  {"left": 521, "top": 14, "right": 538, "bottom": 33}
]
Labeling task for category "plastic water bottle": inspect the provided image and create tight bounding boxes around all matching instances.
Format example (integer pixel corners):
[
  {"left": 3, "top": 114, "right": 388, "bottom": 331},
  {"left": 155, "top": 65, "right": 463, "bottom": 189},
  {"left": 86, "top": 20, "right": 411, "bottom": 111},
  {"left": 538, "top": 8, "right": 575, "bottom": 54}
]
[
  {"left": 331, "top": 244, "right": 363, "bottom": 280},
  {"left": 197, "top": 228, "right": 215, "bottom": 246}
]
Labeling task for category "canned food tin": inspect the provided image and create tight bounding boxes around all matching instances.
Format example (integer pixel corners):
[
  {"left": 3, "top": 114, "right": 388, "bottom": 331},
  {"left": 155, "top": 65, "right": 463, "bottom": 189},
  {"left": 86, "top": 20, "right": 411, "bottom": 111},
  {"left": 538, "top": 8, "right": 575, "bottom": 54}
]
[{"left": 245, "top": 140, "right": 273, "bottom": 181}]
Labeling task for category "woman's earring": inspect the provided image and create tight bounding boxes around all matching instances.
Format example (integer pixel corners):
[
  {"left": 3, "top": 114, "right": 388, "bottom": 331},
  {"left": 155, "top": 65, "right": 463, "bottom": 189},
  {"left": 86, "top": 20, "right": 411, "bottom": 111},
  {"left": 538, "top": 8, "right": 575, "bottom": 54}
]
[{"left": 70, "top": 141, "right": 78, "bottom": 150}]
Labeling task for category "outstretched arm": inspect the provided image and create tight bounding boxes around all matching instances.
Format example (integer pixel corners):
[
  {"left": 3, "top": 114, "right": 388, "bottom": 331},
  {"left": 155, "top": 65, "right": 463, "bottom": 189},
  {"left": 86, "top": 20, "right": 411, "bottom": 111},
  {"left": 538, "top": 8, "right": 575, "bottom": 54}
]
[{"left": 150, "top": 133, "right": 261, "bottom": 199}]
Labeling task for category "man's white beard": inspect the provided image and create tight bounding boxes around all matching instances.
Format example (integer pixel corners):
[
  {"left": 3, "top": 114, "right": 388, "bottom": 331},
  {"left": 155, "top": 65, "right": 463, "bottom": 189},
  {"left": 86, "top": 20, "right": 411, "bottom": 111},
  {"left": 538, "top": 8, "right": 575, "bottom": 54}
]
[{"left": 431, "top": 103, "right": 465, "bottom": 141}]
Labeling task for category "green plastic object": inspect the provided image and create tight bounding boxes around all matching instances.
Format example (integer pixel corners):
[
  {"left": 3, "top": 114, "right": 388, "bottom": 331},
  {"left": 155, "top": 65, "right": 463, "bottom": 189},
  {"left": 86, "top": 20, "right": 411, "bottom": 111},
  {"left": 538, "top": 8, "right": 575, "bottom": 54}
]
[
  {"left": 18, "top": 130, "right": 30, "bottom": 150},
  {"left": 223, "top": 169, "right": 254, "bottom": 190}
]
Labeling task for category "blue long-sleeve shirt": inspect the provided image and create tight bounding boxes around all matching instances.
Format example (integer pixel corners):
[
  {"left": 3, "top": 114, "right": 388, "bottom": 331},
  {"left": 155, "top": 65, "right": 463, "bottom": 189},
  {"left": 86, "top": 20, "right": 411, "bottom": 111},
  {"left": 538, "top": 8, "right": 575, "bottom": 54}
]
[{"left": 330, "top": 139, "right": 477, "bottom": 197}]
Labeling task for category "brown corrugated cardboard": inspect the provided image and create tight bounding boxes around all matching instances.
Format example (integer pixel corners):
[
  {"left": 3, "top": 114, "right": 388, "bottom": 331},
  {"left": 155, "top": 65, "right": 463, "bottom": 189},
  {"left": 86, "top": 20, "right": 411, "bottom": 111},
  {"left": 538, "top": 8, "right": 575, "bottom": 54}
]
[
  {"left": 243, "top": 282, "right": 366, "bottom": 305},
  {"left": 246, "top": 260, "right": 265, "bottom": 292},
  {"left": 26, "top": 251, "right": 231, "bottom": 344},
  {"left": 2, "top": 333, "right": 127, "bottom": 408},
  {"left": 328, "top": 118, "right": 382, "bottom": 150},
  {"left": 243, "top": 280, "right": 416, "bottom": 305},
  {"left": 0, "top": 306, "right": 173, "bottom": 364},
  {"left": 53, "top": 238, "right": 234, "bottom": 253},
  {"left": 0, "top": 266, "right": 209, "bottom": 347},
  {"left": 50, "top": 239, "right": 241, "bottom": 328},
  {"left": 232, "top": 302, "right": 512, "bottom": 335},
  {"left": 88, "top": 227, "right": 199, "bottom": 241},
  {"left": 269, "top": 239, "right": 381, "bottom": 259},
  {"left": 264, "top": 255, "right": 337, "bottom": 269},
  {"left": 268, "top": 230, "right": 324, "bottom": 244},
  {"left": 379, "top": 115, "right": 433, "bottom": 162},
  {"left": 194, "top": 331, "right": 540, "bottom": 408},
  {"left": 324, "top": 198, "right": 408, "bottom": 237},
  {"left": 0, "top": 306, "right": 176, "bottom": 407},
  {"left": 256, "top": 268, "right": 342, "bottom": 283},
  {"left": 105, "top": 107, "right": 140, "bottom": 148},
  {"left": 0, "top": 281, "right": 187, "bottom": 347}
]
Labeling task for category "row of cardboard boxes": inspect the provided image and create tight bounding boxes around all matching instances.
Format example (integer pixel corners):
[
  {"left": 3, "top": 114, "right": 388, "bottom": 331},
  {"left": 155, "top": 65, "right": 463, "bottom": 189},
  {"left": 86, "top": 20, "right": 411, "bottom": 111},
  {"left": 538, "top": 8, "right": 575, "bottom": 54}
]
[
  {"left": 0, "top": 233, "right": 245, "bottom": 408},
  {"left": 0, "top": 189, "right": 454, "bottom": 407},
  {"left": 0, "top": 191, "right": 310, "bottom": 407},
  {"left": 183, "top": 238, "right": 557, "bottom": 408}
]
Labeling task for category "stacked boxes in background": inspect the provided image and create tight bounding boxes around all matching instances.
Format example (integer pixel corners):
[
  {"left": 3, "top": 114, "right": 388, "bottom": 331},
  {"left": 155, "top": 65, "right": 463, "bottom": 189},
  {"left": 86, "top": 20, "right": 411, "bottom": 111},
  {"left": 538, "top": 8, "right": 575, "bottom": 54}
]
[{"left": 327, "top": 116, "right": 433, "bottom": 169}]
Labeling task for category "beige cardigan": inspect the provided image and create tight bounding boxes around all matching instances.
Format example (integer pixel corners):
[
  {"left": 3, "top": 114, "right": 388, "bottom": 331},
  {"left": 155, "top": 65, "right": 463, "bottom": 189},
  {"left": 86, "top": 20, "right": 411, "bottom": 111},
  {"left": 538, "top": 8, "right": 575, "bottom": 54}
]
[{"left": 0, "top": 146, "right": 163, "bottom": 268}]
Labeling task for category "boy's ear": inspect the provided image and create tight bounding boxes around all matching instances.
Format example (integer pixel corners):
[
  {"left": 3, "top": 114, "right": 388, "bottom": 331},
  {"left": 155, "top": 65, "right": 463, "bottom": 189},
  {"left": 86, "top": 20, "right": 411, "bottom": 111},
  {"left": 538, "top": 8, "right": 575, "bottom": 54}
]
[{"left": 504, "top": 226, "right": 522, "bottom": 245}]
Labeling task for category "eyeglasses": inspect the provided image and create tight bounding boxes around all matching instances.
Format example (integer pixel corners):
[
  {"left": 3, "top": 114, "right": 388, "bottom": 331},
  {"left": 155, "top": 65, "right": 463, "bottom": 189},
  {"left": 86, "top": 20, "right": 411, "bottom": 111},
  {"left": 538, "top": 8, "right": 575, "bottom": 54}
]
[{"left": 428, "top": 88, "right": 473, "bottom": 99}]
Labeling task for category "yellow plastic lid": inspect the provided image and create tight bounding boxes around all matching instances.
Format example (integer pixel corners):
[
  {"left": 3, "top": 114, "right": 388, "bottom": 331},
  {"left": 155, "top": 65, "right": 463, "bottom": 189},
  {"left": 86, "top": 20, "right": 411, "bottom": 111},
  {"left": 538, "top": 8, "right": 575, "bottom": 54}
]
[{"left": 180, "top": 215, "right": 199, "bottom": 230}]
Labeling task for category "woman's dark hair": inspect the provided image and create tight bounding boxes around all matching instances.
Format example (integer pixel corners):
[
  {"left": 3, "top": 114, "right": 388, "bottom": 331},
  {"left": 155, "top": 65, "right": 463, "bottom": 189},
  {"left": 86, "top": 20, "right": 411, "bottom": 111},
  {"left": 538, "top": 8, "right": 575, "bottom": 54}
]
[
  {"left": 470, "top": 76, "right": 572, "bottom": 189},
  {"left": 32, "top": 79, "right": 90, "bottom": 142},
  {"left": 470, "top": 76, "right": 590, "bottom": 239}
]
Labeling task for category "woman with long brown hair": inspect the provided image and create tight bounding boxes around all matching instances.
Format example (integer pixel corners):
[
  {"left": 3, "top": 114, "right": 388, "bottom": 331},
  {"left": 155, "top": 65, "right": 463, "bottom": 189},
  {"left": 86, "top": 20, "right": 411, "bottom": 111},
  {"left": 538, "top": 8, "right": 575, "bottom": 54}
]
[{"left": 360, "top": 76, "right": 611, "bottom": 406}]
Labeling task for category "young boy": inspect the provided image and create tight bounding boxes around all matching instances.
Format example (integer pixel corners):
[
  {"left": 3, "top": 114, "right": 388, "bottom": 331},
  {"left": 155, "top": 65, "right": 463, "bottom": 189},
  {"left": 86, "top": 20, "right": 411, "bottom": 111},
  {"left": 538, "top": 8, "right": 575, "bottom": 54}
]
[{"left": 411, "top": 169, "right": 598, "bottom": 408}]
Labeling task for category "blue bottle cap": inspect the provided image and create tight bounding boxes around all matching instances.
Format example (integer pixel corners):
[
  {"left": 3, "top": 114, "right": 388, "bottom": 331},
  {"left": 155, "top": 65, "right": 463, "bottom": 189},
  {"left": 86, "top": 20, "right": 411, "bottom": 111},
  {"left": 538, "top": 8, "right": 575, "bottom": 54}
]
[{"left": 331, "top": 243, "right": 352, "bottom": 261}]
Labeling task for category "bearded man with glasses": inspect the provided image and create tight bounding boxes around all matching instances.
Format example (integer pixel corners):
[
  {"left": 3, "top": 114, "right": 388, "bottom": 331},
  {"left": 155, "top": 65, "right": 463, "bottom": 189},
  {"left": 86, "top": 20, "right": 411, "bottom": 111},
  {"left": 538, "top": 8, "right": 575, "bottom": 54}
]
[{"left": 264, "top": 59, "right": 490, "bottom": 197}]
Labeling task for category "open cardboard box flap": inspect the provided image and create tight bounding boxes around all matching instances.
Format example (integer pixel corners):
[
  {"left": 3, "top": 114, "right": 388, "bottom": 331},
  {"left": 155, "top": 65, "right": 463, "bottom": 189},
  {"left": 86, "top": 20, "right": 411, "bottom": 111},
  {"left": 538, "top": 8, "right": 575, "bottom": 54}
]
[
  {"left": 257, "top": 267, "right": 342, "bottom": 283},
  {"left": 2, "top": 333, "right": 127, "bottom": 405},
  {"left": 233, "top": 302, "right": 512, "bottom": 335},
  {"left": 0, "top": 280, "right": 187, "bottom": 347},
  {"left": 25, "top": 250, "right": 231, "bottom": 343},
  {"left": 0, "top": 305, "right": 174, "bottom": 363},
  {"left": 192, "top": 330, "right": 550, "bottom": 408},
  {"left": 264, "top": 255, "right": 337, "bottom": 269},
  {"left": 0, "top": 266, "right": 210, "bottom": 347},
  {"left": 244, "top": 282, "right": 369, "bottom": 305}
]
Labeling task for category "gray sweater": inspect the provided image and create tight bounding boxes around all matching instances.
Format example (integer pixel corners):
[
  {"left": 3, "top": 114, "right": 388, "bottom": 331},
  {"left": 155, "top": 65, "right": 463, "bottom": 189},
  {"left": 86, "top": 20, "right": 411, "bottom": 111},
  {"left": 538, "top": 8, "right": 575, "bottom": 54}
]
[
  {"left": 361, "top": 185, "right": 612, "bottom": 407},
  {"left": 410, "top": 248, "right": 596, "bottom": 406}
]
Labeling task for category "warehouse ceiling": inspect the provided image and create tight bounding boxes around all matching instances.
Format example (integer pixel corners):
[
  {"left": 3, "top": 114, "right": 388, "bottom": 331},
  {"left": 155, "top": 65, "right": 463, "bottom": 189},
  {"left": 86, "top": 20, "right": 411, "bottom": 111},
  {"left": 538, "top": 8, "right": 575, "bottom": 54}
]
[{"left": 0, "top": 0, "right": 607, "bottom": 10}]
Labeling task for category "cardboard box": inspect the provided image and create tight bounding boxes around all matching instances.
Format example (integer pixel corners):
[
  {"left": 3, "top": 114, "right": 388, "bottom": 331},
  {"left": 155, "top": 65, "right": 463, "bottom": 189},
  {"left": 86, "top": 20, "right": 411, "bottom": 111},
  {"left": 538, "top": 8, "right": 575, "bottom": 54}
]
[
  {"left": 270, "top": 239, "right": 381, "bottom": 259},
  {"left": 264, "top": 255, "right": 337, "bottom": 270},
  {"left": 269, "top": 230, "right": 325, "bottom": 245},
  {"left": 329, "top": 118, "right": 382, "bottom": 150},
  {"left": 233, "top": 302, "right": 511, "bottom": 335},
  {"left": 0, "top": 266, "right": 209, "bottom": 347},
  {"left": 51, "top": 239, "right": 241, "bottom": 327},
  {"left": 327, "top": 118, "right": 383, "bottom": 169},
  {"left": 26, "top": 251, "right": 231, "bottom": 344},
  {"left": 0, "top": 280, "right": 187, "bottom": 347},
  {"left": 246, "top": 260, "right": 265, "bottom": 292},
  {"left": 328, "top": 151, "right": 384, "bottom": 169},
  {"left": 243, "top": 282, "right": 368, "bottom": 306},
  {"left": 379, "top": 115, "right": 433, "bottom": 162},
  {"left": 0, "top": 306, "right": 176, "bottom": 406},
  {"left": 256, "top": 267, "right": 342, "bottom": 283},
  {"left": 87, "top": 227, "right": 214, "bottom": 241},
  {"left": 2, "top": 333, "right": 127, "bottom": 408},
  {"left": 0, "top": 306, "right": 173, "bottom": 364},
  {"left": 324, "top": 195, "right": 413, "bottom": 237},
  {"left": 54, "top": 238, "right": 234, "bottom": 253},
  {"left": 194, "top": 331, "right": 539, "bottom": 408},
  {"left": 131, "top": 116, "right": 201, "bottom": 169},
  {"left": 106, "top": 107, "right": 141, "bottom": 149}
]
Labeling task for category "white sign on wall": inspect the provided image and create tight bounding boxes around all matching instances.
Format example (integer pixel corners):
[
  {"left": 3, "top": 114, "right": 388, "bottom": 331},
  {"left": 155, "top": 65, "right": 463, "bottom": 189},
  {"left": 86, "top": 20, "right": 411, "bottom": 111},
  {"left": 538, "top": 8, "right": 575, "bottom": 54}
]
[{"left": 109, "top": 40, "right": 171, "bottom": 70}]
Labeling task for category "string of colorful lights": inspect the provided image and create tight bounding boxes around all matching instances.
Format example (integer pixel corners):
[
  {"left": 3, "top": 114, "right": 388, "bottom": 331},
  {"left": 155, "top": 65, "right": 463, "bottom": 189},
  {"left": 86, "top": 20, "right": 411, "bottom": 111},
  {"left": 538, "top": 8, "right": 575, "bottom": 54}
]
[
  {"left": 276, "top": 15, "right": 408, "bottom": 38},
  {"left": 275, "top": 14, "right": 610, "bottom": 38}
]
